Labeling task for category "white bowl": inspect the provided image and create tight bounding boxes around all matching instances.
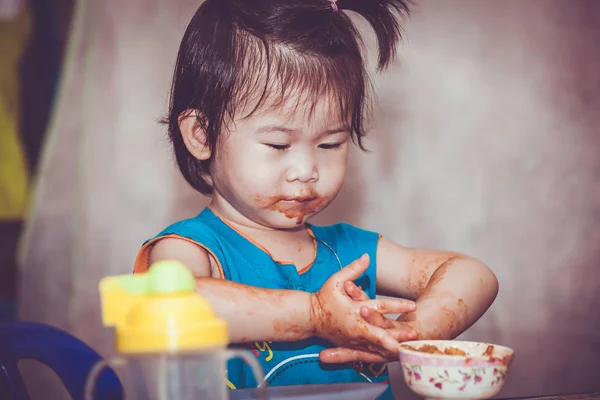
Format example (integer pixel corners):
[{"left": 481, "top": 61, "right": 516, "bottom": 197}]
[{"left": 398, "top": 340, "right": 514, "bottom": 399}]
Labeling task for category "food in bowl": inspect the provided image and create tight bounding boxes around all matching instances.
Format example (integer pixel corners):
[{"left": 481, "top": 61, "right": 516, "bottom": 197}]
[
  {"left": 401, "top": 344, "right": 468, "bottom": 356},
  {"left": 398, "top": 340, "right": 514, "bottom": 399},
  {"left": 401, "top": 343, "right": 498, "bottom": 358}
]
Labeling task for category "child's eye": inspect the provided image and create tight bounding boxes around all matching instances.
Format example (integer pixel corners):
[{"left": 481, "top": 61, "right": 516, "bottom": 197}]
[
  {"left": 266, "top": 144, "right": 290, "bottom": 151},
  {"left": 319, "top": 143, "right": 343, "bottom": 150}
]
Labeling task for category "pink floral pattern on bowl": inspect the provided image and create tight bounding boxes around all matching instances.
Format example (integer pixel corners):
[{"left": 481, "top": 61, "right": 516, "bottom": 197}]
[{"left": 398, "top": 340, "right": 514, "bottom": 399}]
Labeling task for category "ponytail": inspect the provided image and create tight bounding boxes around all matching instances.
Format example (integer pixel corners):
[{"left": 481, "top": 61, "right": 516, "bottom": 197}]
[{"left": 334, "top": 0, "right": 411, "bottom": 68}]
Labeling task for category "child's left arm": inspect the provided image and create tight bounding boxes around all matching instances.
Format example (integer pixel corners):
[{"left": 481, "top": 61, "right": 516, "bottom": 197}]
[{"left": 320, "top": 237, "right": 499, "bottom": 363}]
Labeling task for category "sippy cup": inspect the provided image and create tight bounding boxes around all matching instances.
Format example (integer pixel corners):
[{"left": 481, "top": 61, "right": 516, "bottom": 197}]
[{"left": 84, "top": 260, "right": 266, "bottom": 400}]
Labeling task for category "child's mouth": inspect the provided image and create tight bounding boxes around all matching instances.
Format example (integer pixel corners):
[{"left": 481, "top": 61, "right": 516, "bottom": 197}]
[
  {"left": 279, "top": 197, "right": 318, "bottom": 204},
  {"left": 271, "top": 196, "right": 330, "bottom": 224},
  {"left": 253, "top": 193, "right": 329, "bottom": 224}
]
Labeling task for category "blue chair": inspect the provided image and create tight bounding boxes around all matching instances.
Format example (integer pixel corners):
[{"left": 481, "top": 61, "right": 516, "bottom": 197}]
[{"left": 0, "top": 320, "right": 123, "bottom": 400}]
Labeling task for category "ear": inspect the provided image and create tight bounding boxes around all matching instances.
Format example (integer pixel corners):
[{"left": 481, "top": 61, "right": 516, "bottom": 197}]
[{"left": 179, "top": 109, "right": 212, "bottom": 161}]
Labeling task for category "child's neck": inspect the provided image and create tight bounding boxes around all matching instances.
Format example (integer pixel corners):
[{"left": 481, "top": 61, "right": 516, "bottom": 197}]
[{"left": 208, "top": 201, "right": 316, "bottom": 271}]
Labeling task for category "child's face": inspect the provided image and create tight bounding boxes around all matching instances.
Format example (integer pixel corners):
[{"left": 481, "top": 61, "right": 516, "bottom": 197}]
[{"left": 210, "top": 96, "right": 351, "bottom": 229}]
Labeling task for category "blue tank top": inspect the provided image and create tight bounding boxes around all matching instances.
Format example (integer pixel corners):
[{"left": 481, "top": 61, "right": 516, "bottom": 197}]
[{"left": 135, "top": 207, "right": 393, "bottom": 399}]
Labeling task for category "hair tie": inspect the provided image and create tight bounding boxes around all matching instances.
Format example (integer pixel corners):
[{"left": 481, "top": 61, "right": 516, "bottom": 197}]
[{"left": 330, "top": 0, "right": 339, "bottom": 11}]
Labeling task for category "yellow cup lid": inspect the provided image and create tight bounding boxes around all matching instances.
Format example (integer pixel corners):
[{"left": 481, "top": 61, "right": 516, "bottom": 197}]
[{"left": 99, "top": 260, "right": 229, "bottom": 353}]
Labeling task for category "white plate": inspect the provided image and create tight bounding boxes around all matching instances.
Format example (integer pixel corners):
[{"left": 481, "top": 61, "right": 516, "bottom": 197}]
[{"left": 230, "top": 382, "right": 388, "bottom": 400}]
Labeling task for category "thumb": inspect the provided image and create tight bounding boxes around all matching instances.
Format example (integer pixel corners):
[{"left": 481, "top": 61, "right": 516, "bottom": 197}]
[
  {"left": 345, "top": 281, "right": 370, "bottom": 301},
  {"left": 335, "top": 254, "right": 370, "bottom": 282}
]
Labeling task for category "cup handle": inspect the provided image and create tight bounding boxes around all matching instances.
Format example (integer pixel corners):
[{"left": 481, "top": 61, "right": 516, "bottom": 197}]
[
  {"left": 84, "top": 357, "right": 126, "bottom": 400},
  {"left": 224, "top": 349, "right": 269, "bottom": 399}
]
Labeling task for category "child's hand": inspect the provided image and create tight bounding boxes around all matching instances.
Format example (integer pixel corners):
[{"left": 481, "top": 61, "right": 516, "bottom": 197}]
[
  {"left": 318, "top": 281, "right": 419, "bottom": 364},
  {"left": 345, "top": 280, "right": 418, "bottom": 343},
  {"left": 310, "top": 254, "right": 416, "bottom": 360}
]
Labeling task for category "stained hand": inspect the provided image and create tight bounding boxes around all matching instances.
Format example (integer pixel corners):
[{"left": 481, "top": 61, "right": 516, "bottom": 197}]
[
  {"left": 319, "top": 280, "right": 418, "bottom": 364},
  {"left": 310, "top": 254, "right": 416, "bottom": 360}
]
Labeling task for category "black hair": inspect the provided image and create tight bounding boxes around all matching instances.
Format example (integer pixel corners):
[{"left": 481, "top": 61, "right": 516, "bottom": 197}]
[{"left": 165, "top": 0, "right": 410, "bottom": 195}]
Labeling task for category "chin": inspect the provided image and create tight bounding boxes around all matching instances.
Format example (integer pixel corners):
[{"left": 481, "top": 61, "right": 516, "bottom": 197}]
[{"left": 264, "top": 214, "right": 314, "bottom": 230}]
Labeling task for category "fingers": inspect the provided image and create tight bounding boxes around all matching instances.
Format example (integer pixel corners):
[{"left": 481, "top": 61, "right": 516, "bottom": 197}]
[
  {"left": 320, "top": 347, "right": 391, "bottom": 364},
  {"left": 346, "top": 281, "right": 418, "bottom": 341},
  {"left": 363, "top": 325, "right": 401, "bottom": 355},
  {"left": 344, "top": 281, "right": 370, "bottom": 301},
  {"left": 363, "top": 308, "right": 419, "bottom": 342},
  {"left": 360, "top": 306, "right": 395, "bottom": 328},
  {"left": 387, "top": 325, "right": 419, "bottom": 341},
  {"left": 364, "top": 298, "right": 416, "bottom": 315},
  {"left": 361, "top": 307, "right": 419, "bottom": 340},
  {"left": 334, "top": 254, "right": 370, "bottom": 283}
]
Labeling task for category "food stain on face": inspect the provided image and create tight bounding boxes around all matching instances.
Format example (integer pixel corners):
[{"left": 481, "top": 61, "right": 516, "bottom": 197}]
[{"left": 254, "top": 193, "right": 330, "bottom": 224}]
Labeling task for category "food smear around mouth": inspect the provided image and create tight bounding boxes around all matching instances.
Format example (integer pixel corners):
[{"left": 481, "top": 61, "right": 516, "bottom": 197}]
[{"left": 254, "top": 193, "right": 331, "bottom": 224}]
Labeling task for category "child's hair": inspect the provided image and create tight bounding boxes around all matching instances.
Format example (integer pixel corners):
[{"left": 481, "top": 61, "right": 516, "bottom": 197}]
[{"left": 165, "top": 0, "right": 410, "bottom": 195}]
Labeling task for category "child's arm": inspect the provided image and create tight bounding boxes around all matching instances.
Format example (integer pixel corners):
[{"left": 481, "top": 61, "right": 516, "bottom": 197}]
[
  {"left": 320, "top": 237, "right": 499, "bottom": 363},
  {"left": 149, "top": 238, "right": 416, "bottom": 356}
]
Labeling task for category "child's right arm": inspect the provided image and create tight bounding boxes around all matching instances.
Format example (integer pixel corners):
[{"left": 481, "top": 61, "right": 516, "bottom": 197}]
[{"left": 149, "top": 237, "right": 416, "bottom": 358}]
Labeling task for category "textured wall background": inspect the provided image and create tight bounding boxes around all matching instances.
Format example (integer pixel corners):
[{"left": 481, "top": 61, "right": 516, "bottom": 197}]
[{"left": 18, "top": 0, "right": 600, "bottom": 398}]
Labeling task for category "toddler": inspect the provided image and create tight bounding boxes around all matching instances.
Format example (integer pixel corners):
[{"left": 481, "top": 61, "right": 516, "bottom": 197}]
[{"left": 133, "top": 0, "right": 499, "bottom": 398}]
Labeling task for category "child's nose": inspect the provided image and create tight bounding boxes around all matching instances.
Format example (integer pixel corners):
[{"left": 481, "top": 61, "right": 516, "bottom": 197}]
[{"left": 286, "top": 151, "right": 319, "bottom": 183}]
